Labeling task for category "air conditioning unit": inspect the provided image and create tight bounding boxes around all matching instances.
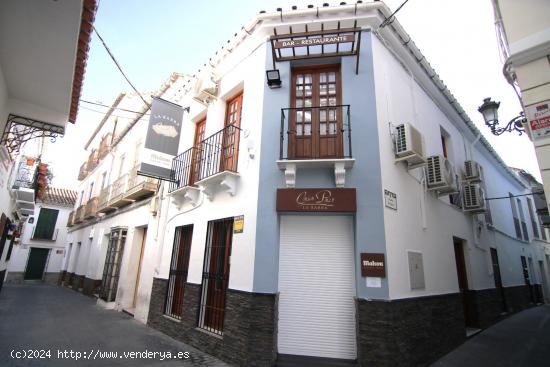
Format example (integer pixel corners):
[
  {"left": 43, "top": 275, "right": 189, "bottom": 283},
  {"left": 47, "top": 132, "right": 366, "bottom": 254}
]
[
  {"left": 462, "top": 184, "right": 486, "bottom": 213},
  {"left": 393, "top": 123, "right": 427, "bottom": 169},
  {"left": 464, "top": 160, "right": 483, "bottom": 182},
  {"left": 192, "top": 71, "right": 219, "bottom": 106},
  {"left": 426, "top": 155, "right": 458, "bottom": 194}
]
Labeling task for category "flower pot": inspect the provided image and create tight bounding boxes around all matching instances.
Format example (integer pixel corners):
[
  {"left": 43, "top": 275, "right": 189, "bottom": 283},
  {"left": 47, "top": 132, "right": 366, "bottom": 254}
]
[{"left": 26, "top": 157, "right": 35, "bottom": 166}]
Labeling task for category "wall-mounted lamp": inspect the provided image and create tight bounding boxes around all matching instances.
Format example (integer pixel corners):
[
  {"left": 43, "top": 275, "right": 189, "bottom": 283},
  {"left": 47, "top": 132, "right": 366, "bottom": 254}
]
[
  {"left": 266, "top": 69, "right": 282, "bottom": 88},
  {"left": 477, "top": 97, "right": 525, "bottom": 136}
]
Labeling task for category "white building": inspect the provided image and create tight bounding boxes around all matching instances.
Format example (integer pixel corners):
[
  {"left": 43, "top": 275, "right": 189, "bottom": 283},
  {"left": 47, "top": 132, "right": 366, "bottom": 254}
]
[
  {"left": 5, "top": 187, "right": 76, "bottom": 284},
  {"left": 137, "top": 2, "right": 550, "bottom": 367},
  {"left": 0, "top": 0, "right": 96, "bottom": 293},
  {"left": 62, "top": 73, "right": 187, "bottom": 320}
]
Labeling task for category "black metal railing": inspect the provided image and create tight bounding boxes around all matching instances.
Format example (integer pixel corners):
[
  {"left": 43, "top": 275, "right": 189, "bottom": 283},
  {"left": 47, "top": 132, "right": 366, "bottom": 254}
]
[
  {"left": 280, "top": 104, "right": 352, "bottom": 160},
  {"left": 170, "top": 124, "right": 241, "bottom": 192},
  {"left": 164, "top": 225, "right": 193, "bottom": 320},
  {"left": 12, "top": 161, "right": 38, "bottom": 191}
]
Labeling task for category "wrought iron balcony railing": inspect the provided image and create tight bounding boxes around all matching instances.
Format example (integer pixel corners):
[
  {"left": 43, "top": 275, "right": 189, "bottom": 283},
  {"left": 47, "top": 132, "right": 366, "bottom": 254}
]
[
  {"left": 12, "top": 161, "right": 38, "bottom": 191},
  {"left": 67, "top": 211, "right": 75, "bottom": 227},
  {"left": 74, "top": 205, "right": 85, "bottom": 224},
  {"left": 97, "top": 185, "right": 113, "bottom": 213},
  {"left": 98, "top": 133, "right": 112, "bottom": 160},
  {"left": 279, "top": 105, "right": 352, "bottom": 160},
  {"left": 78, "top": 162, "right": 88, "bottom": 181},
  {"left": 125, "top": 164, "right": 158, "bottom": 200},
  {"left": 170, "top": 124, "right": 241, "bottom": 193},
  {"left": 108, "top": 174, "right": 132, "bottom": 207},
  {"left": 84, "top": 197, "right": 99, "bottom": 219}
]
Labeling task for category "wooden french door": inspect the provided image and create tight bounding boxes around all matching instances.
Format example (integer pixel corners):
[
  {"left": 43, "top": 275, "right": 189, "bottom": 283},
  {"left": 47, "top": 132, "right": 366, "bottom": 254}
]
[
  {"left": 200, "top": 218, "right": 233, "bottom": 334},
  {"left": 221, "top": 93, "right": 243, "bottom": 172},
  {"left": 453, "top": 238, "right": 475, "bottom": 327},
  {"left": 190, "top": 119, "right": 206, "bottom": 185},
  {"left": 165, "top": 225, "right": 193, "bottom": 319},
  {"left": 290, "top": 65, "right": 342, "bottom": 159}
]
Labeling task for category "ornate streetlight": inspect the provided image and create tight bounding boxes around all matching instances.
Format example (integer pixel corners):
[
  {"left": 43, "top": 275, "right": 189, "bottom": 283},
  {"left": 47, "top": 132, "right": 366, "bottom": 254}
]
[{"left": 478, "top": 97, "right": 526, "bottom": 136}]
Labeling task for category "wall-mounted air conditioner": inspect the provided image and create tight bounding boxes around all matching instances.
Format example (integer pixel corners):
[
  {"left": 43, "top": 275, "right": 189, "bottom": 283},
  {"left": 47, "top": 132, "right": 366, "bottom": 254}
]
[
  {"left": 462, "top": 184, "right": 486, "bottom": 213},
  {"left": 464, "top": 160, "right": 483, "bottom": 182},
  {"left": 192, "top": 71, "right": 219, "bottom": 106},
  {"left": 426, "top": 155, "right": 458, "bottom": 194},
  {"left": 393, "top": 123, "right": 427, "bottom": 169}
]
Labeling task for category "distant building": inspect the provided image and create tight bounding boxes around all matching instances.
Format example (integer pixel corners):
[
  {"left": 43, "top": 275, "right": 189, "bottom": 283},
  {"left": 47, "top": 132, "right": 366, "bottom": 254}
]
[{"left": 5, "top": 187, "right": 76, "bottom": 284}]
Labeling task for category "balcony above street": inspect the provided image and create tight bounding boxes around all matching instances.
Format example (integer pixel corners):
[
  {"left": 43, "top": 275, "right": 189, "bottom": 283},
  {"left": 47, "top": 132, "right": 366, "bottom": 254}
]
[{"left": 124, "top": 165, "right": 157, "bottom": 201}]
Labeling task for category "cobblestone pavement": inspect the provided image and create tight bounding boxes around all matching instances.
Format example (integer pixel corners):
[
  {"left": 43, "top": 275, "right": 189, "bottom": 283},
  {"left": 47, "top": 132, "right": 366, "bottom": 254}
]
[
  {"left": 432, "top": 305, "right": 550, "bottom": 367},
  {"left": 0, "top": 284, "right": 231, "bottom": 366}
]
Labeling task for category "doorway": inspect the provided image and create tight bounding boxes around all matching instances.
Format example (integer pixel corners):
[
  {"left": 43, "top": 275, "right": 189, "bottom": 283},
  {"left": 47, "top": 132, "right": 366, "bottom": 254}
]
[
  {"left": 131, "top": 227, "right": 147, "bottom": 310},
  {"left": 24, "top": 248, "right": 50, "bottom": 280},
  {"left": 490, "top": 248, "right": 507, "bottom": 312},
  {"left": 100, "top": 228, "right": 127, "bottom": 302},
  {"left": 453, "top": 238, "right": 475, "bottom": 327}
]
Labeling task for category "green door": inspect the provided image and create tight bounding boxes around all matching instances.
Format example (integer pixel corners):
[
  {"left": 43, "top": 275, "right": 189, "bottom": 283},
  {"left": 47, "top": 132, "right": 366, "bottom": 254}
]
[{"left": 24, "top": 248, "right": 50, "bottom": 280}]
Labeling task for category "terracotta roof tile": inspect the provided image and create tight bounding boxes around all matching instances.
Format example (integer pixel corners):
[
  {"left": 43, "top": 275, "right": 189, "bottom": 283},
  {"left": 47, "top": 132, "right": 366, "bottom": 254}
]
[{"left": 40, "top": 187, "right": 78, "bottom": 207}]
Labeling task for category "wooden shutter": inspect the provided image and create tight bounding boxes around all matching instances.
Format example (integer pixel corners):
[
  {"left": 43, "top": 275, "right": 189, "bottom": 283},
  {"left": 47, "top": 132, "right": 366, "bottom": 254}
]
[{"left": 34, "top": 208, "right": 59, "bottom": 240}]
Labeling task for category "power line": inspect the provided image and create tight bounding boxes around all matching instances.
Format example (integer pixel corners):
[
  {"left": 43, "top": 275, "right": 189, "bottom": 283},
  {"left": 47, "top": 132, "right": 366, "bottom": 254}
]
[
  {"left": 92, "top": 26, "right": 150, "bottom": 107},
  {"left": 380, "top": 0, "right": 410, "bottom": 28},
  {"left": 485, "top": 191, "right": 545, "bottom": 201},
  {"left": 80, "top": 99, "right": 150, "bottom": 115},
  {"left": 79, "top": 105, "right": 149, "bottom": 119}
]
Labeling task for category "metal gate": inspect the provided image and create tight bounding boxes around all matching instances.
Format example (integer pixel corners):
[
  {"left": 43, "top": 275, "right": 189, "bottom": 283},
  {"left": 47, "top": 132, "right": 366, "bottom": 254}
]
[{"left": 100, "top": 228, "right": 127, "bottom": 302}]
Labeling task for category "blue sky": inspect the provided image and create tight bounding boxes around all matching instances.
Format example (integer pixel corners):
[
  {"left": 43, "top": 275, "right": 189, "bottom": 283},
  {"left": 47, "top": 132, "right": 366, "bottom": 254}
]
[{"left": 50, "top": 0, "right": 540, "bottom": 188}]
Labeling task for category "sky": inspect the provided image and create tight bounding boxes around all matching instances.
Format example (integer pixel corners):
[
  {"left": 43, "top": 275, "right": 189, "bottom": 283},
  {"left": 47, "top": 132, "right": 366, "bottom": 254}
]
[{"left": 48, "top": 0, "right": 540, "bottom": 188}]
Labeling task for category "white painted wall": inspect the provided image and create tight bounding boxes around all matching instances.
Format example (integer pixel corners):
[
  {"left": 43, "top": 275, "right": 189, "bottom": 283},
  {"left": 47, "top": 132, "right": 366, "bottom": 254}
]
[{"left": 371, "top": 34, "right": 546, "bottom": 300}]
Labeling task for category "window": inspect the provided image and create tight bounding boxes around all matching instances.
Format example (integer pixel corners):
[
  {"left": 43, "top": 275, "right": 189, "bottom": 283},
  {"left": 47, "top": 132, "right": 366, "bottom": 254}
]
[
  {"left": 516, "top": 198, "right": 528, "bottom": 241},
  {"left": 118, "top": 154, "right": 125, "bottom": 178},
  {"left": 526, "top": 197, "right": 540, "bottom": 239},
  {"left": 100, "top": 228, "right": 127, "bottom": 302},
  {"left": 79, "top": 191, "right": 85, "bottom": 206},
  {"left": 190, "top": 119, "right": 206, "bottom": 185},
  {"left": 88, "top": 182, "right": 94, "bottom": 200},
  {"left": 198, "top": 217, "right": 233, "bottom": 335},
  {"left": 221, "top": 93, "right": 243, "bottom": 172},
  {"left": 509, "top": 193, "right": 522, "bottom": 239},
  {"left": 101, "top": 172, "right": 107, "bottom": 189},
  {"left": 33, "top": 208, "right": 59, "bottom": 240},
  {"left": 164, "top": 225, "right": 193, "bottom": 319}
]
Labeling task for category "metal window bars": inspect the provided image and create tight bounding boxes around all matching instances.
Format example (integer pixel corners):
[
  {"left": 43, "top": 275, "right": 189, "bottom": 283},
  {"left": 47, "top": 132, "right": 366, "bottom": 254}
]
[
  {"left": 99, "top": 228, "right": 127, "bottom": 302},
  {"left": 164, "top": 225, "right": 193, "bottom": 320}
]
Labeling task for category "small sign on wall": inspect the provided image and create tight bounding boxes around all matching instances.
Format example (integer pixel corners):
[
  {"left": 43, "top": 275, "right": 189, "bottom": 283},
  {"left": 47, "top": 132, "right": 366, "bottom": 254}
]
[
  {"left": 233, "top": 215, "right": 244, "bottom": 233},
  {"left": 526, "top": 99, "right": 550, "bottom": 140},
  {"left": 56, "top": 249, "right": 64, "bottom": 255},
  {"left": 384, "top": 189, "right": 397, "bottom": 210},
  {"left": 361, "top": 253, "right": 386, "bottom": 278}
]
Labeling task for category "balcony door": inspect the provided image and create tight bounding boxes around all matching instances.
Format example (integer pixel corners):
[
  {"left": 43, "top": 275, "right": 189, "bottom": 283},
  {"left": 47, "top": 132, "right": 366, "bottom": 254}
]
[
  {"left": 290, "top": 65, "right": 342, "bottom": 159},
  {"left": 221, "top": 93, "right": 242, "bottom": 172},
  {"left": 190, "top": 119, "right": 206, "bottom": 185}
]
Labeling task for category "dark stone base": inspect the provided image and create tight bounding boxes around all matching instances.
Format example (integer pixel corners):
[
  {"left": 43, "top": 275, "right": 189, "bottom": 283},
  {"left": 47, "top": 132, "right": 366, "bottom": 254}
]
[
  {"left": 503, "top": 285, "right": 535, "bottom": 313},
  {"left": 82, "top": 277, "right": 101, "bottom": 296},
  {"left": 0, "top": 269, "right": 5, "bottom": 294},
  {"left": 357, "top": 293, "right": 466, "bottom": 367},
  {"left": 57, "top": 271, "right": 66, "bottom": 285},
  {"left": 148, "top": 277, "right": 276, "bottom": 367},
  {"left": 71, "top": 274, "right": 84, "bottom": 291}
]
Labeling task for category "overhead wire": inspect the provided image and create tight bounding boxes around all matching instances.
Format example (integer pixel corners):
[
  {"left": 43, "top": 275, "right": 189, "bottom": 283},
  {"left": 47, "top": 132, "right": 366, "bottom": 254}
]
[
  {"left": 485, "top": 191, "right": 545, "bottom": 201},
  {"left": 80, "top": 99, "right": 150, "bottom": 115},
  {"left": 379, "top": 0, "right": 410, "bottom": 28}
]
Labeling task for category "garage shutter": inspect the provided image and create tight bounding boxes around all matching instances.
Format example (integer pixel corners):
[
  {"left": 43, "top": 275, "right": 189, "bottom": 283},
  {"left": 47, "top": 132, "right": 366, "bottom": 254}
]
[{"left": 278, "top": 215, "right": 357, "bottom": 360}]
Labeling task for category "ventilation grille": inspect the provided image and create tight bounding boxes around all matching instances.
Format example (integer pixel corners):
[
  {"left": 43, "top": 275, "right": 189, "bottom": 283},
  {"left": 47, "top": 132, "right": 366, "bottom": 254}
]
[
  {"left": 463, "top": 184, "right": 486, "bottom": 212},
  {"left": 427, "top": 156, "right": 443, "bottom": 184},
  {"left": 395, "top": 124, "right": 407, "bottom": 153}
]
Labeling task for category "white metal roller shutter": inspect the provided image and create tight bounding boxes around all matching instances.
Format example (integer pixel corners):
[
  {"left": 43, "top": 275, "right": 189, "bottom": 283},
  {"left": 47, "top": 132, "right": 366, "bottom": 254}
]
[{"left": 278, "top": 215, "right": 357, "bottom": 360}]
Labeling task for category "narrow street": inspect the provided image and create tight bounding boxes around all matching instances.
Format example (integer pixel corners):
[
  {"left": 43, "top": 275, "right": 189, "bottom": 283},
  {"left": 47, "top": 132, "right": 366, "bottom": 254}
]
[
  {"left": 432, "top": 305, "right": 550, "bottom": 367},
  {"left": 0, "top": 284, "right": 230, "bottom": 366}
]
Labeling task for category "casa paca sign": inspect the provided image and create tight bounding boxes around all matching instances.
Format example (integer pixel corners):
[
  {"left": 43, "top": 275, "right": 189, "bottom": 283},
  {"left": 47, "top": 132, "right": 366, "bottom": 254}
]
[{"left": 276, "top": 188, "right": 356, "bottom": 212}]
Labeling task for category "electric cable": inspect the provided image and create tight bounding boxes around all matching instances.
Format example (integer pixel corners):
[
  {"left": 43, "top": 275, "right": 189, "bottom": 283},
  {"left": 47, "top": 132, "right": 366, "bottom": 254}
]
[{"left": 379, "top": 0, "right": 410, "bottom": 28}]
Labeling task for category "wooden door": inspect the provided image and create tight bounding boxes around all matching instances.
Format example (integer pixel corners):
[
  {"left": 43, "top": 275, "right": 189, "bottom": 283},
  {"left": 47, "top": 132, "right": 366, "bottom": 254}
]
[
  {"left": 132, "top": 227, "right": 147, "bottom": 309},
  {"left": 167, "top": 225, "right": 193, "bottom": 318},
  {"left": 290, "top": 65, "right": 342, "bottom": 159},
  {"left": 490, "top": 248, "right": 507, "bottom": 312},
  {"left": 453, "top": 239, "right": 475, "bottom": 327},
  {"left": 221, "top": 93, "right": 243, "bottom": 172},
  {"left": 24, "top": 248, "right": 50, "bottom": 280},
  {"left": 202, "top": 218, "right": 233, "bottom": 333},
  {"left": 190, "top": 119, "right": 206, "bottom": 185}
]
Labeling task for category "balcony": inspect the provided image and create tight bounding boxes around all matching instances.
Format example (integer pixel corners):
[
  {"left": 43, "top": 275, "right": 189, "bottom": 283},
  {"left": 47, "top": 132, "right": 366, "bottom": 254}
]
[
  {"left": 170, "top": 124, "right": 241, "bottom": 203},
  {"left": 124, "top": 165, "right": 158, "bottom": 201},
  {"left": 98, "top": 133, "right": 112, "bottom": 160},
  {"left": 97, "top": 185, "right": 115, "bottom": 214},
  {"left": 67, "top": 211, "right": 75, "bottom": 227},
  {"left": 84, "top": 197, "right": 99, "bottom": 219},
  {"left": 78, "top": 162, "right": 89, "bottom": 181},
  {"left": 108, "top": 174, "right": 132, "bottom": 208},
  {"left": 73, "top": 205, "right": 85, "bottom": 224},
  {"left": 86, "top": 150, "right": 99, "bottom": 173},
  {"left": 11, "top": 159, "right": 38, "bottom": 216},
  {"left": 277, "top": 105, "right": 354, "bottom": 188}
]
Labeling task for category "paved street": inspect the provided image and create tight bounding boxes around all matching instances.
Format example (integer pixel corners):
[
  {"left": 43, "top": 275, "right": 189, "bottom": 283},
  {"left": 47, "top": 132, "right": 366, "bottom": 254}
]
[
  {"left": 432, "top": 305, "right": 550, "bottom": 367},
  {"left": 0, "top": 284, "right": 230, "bottom": 366}
]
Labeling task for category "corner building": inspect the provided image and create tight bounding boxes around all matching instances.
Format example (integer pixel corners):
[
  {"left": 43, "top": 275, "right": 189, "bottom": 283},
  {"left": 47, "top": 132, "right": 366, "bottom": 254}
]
[{"left": 142, "top": 2, "right": 550, "bottom": 366}]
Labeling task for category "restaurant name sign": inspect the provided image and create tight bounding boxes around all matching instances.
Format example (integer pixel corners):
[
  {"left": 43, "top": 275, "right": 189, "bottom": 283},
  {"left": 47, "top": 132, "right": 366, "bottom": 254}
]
[
  {"left": 276, "top": 188, "right": 356, "bottom": 212},
  {"left": 273, "top": 35, "right": 354, "bottom": 49}
]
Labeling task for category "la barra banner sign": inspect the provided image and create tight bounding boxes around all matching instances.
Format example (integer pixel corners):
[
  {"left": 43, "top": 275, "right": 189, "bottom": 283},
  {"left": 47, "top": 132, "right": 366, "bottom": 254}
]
[
  {"left": 276, "top": 188, "right": 356, "bottom": 212},
  {"left": 139, "top": 97, "right": 184, "bottom": 180}
]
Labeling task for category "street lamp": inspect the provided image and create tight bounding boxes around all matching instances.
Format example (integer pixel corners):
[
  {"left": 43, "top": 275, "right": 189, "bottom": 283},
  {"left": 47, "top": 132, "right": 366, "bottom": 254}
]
[{"left": 478, "top": 97, "right": 526, "bottom": 136}]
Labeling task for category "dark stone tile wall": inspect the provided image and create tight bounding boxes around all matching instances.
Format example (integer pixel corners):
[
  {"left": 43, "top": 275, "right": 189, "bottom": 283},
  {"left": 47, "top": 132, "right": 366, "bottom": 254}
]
[
  {"left": 43, "top": 272, "right": 59, "bottom": 285},
  {"left": 71, "top": 274, "right": 84, "bottom": 291},
  {"left": 356, "top": 293, "right": 466, "bottom": 367},
  {"left": 148, "top": 277, "right": 276, "bottom": 367},
  {"left": 464, "top": 288, "right": 506, "bottom": 329},
  {"left": 57, "top": 271, "right": 67, "bottom": 285},
  {"left": 503, "top": 285, "right": 535, "bottom": 313},
  {"left": 82, "top": 277, "right": 101, "bottom": 296}
]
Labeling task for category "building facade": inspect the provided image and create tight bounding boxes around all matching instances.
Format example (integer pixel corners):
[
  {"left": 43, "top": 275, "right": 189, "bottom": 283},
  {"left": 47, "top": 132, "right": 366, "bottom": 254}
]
[
  {"left": 5, "top": 187, "right": 76, "bottom": 284},
  {"left": 139, "top": 3, "right": 550, "bottom": 367}
]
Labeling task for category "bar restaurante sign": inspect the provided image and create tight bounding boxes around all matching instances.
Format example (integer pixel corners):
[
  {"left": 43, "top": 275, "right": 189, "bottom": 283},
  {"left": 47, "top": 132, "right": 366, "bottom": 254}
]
[
  {"left": 274, "top": 35, "right": 354, "bottom": 49},
  {"left": 276, "top": 188, "right": 356, "bottom": 212}
]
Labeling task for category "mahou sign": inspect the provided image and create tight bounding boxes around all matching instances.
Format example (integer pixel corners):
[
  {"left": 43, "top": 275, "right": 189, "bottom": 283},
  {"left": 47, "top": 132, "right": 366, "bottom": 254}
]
[
  {"left": 361, "top": 253, "right": 386, "bottom": 278},
  {"left": 276, "top": 188, "right": 356, "bottom": 212}
]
